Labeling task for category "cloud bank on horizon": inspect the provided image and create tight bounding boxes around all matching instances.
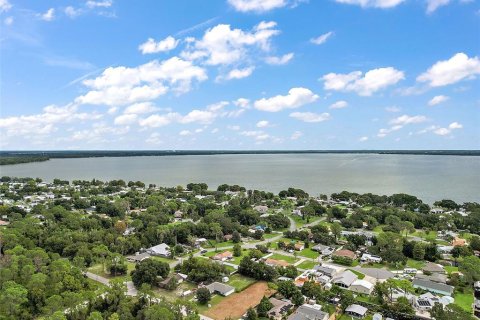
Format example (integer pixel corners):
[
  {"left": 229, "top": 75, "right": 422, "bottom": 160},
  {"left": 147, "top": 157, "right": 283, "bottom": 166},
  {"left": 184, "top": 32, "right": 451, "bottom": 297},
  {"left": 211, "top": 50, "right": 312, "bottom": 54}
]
[{"left": 0, "top": 0, "right": 479, "bottom": 150}]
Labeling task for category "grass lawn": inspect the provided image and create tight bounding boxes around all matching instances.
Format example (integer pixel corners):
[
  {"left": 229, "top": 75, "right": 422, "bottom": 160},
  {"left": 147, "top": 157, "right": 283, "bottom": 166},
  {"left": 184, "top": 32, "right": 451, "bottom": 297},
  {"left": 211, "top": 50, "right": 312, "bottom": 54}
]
[
  {"left": 269, "top": 253, "right": 298, "bottom": 264},
  {"left": 298, "top": 248, "right": 320, "bottom": 259},
  {"left": 445, "top": 266, "right": 459, "bottom": 274},
  {"left": 151, "top": 256, "right": 177, "bottom": 264},
  {"left": 196, "top": 294, "right": 224, "bottom": 313},
  {"left": 406, "top": 259, "right": 425, "bottom": 269},
  {"left": 154, "top": 281, "right": 197, "bottom": 302},
  {"left": 347, "top": 269, "right": 366, "bottom": 279},
  {"left": 412, "top": 230, "right": 438, "bottom": 242},
  {"left": 297, "top": 260, "right": 316, "bottom": 270},
  {"left": 228, "top": 274, "right": 256, "bottom": 292},
  {"left": 454, "top": 289, "right": 473, "bottom": 312},
  {"left": 88, "top": 262, "right": 135, "bottom": 281},
  {"left": 263, "top": 233, "right": 279, "bottom": 239}
]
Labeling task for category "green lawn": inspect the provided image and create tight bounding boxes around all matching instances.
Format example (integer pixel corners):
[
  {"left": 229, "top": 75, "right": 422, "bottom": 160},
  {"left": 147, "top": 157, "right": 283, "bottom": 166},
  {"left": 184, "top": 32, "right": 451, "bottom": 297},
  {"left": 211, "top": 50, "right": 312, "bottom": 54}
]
[
  {"left": 406, "top": 259, "right": 425, "bottom": 269},
  {"left": 347, "top": 269, "right": 365, "bottom": 279},
  {"left": 88, "top": 262, "right": 135, "bottom": 282},
  {"left": 263, "top": 233, "right": 280, "bottom": 239},
  {"left": 151, "top": 256, "right": 177, "bottom": 264},
  {"left": 228, "top": 274, "right": 256, "bottom": 291},
  {"left": 154, "top": 281, "right": 197, "bottom": 302},
  {"left": 298, "top": 248, "right": 320, "bottom": 259},
  {"left": 454, "top": 289, "right": 473, "bottom": 312},
  {"left": 412, "top": 230, "right": 438, "bottom": 242},
  {"left": 444, "top": 266, "right": 459, "bottom": 274},
  {"left": 269, "top": 253, "right": 298, "bottom": 264},
  {"left": 196, "top": 294, "right": 224, "bottom": 313},
  {"left": 297, "top": 260, "right": 316, "bottom": 270}
]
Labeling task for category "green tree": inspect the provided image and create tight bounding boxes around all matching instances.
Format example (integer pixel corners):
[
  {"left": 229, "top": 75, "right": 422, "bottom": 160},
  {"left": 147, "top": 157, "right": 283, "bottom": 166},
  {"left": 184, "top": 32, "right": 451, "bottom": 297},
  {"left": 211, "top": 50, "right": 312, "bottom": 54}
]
[
  {"left": 245, "top": 307, "right": 258, "bottom": 320},
  {"left": 257, "top": 296, "right": 273, "bottom": 317},
  {"left": 412, "top": 242, "right": 425, "bottom": 260},
  {"left": 233, "top": 244, "right": 242, "bottom": 257},
  {"left": 131, "top": 259, "right": 170, "bottom": 288},
  {"left": 196, "top": 287, "right": 211, "bottom": 305}
]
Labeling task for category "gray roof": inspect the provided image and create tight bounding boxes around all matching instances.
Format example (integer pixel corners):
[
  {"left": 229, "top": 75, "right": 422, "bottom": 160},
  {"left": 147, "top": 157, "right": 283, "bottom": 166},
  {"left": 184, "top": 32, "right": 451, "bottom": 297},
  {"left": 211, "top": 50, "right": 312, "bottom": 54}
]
[
  {"left": 412, "top": 279, "right": 454, "bottom": 295},
  {"left": 422, "top": 262, "right": 445, "bottom": 273},
  {"left": 126, "top": 252, "right": 151, "bottom": 262},
  {"left": 206, "top": 282, "right": 235, "bottom": 295},
  {"left": 332, "top": 270, "right": 358, "bottom": 287},
  {"left": 288, "top": 305, "right": 328, "bottom": 320},
  {"left": 147, "top": 243, "right": 170, "bottom": 255},
  {"left": 345, "top": 304, "right": 368, "bottom": 316},
  {"left": 415, "top": 273, "right": 447, "bottom": 284},
  {"left": 351, "top": 267, "right": 394, "bottom": 280},
  {"left": 314, "top": 265, "right": 336, "bottom": 276}
]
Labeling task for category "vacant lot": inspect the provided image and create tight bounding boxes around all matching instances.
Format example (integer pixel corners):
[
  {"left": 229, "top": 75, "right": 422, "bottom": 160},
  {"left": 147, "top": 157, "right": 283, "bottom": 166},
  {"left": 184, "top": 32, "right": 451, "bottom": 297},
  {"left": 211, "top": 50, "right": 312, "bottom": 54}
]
[{"left": 204, "top": 281, "right": 275, "bottom": 320}]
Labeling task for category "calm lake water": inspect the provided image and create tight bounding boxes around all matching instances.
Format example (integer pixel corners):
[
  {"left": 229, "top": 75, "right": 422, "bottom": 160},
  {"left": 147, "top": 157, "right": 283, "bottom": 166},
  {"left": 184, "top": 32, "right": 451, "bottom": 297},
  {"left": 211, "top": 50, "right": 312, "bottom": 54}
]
[{"left": 1, "top": 154, "right": 479, "bottom": 204}]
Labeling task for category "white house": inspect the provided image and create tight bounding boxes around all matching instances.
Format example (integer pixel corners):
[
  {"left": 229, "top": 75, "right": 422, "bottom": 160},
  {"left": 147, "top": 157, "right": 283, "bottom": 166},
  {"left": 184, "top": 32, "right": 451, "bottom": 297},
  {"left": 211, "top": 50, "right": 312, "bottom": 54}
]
[
  {"left": 146, "top": 243, "right": 171, "bottom": 257},
  {"left": 350, "top": 279, "right": 375, "bottom": 294}
]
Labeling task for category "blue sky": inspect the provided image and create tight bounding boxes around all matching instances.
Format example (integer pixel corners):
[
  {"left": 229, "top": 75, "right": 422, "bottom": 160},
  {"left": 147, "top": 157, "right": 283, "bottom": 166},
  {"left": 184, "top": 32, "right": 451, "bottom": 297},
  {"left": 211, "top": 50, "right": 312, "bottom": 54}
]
[{"left": 1, "top": 0, "right": 479, "bottom": 150}]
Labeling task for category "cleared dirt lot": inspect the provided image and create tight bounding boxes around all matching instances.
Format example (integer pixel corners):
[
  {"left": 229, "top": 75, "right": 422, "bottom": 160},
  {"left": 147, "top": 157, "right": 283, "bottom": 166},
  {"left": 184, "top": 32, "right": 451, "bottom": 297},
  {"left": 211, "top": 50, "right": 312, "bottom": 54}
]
[{"left": 204, "top": 281, "right": 275, "bottom": 320}]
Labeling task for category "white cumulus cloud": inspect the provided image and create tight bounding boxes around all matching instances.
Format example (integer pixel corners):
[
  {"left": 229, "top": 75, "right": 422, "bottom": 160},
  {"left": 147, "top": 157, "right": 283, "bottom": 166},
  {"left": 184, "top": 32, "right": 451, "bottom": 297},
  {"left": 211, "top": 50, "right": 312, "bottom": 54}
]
[
  {"left": 228, "top": 0, "right": 287, "bottom": 12},
  {"left": 39, "top": 8, "right": 55, "bottom": 21},
  {"left": 139, "top": 36, "right": 180, "bottom": 54},
  {"left": 181, "top": 21, "right": 280, "bottom": 66},
  {"left": 426, "top": 0, "right": 450, "bottom": 13},
  {"left": 428, "top": 95, "right": 449, "bottom": 106},
  {"left": 329, "top": 100, "right": 348, "bottom": 109},
  {"left": 290, "top": 112, "right": 331, "bottom": 123},
  {"left": 254, "top": 87, "right": 319, "bottom": 112},
  {"left": 310, "top": 31, "right": 334, "bottom": 45},
  {"left": 334, "top": 0, "right": 405, "bottom": 8},
  {"left": 256, "top": 120, "right": 270, "bottom": 128},
  {"left": 75, "top": 57, "right": 207, "bottom": 106},
  {"left": 0, "top": 0, "right": 12, "bottom": 13},
  {"left": 265, "top": 53, "right": 294, "bottom": 65},
  {"left": 322, "top": 67, "right": 405, "bottom": 96},
  {"left": 417, "top": 53, "right": 480, "bottom": 87}
]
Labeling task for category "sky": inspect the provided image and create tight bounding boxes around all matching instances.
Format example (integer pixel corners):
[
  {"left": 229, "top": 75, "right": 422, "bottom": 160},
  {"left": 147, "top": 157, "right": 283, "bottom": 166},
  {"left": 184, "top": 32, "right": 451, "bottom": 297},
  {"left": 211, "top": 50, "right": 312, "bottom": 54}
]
[{"left": 0, "top": 0, "right": 479, "bottom": 150}]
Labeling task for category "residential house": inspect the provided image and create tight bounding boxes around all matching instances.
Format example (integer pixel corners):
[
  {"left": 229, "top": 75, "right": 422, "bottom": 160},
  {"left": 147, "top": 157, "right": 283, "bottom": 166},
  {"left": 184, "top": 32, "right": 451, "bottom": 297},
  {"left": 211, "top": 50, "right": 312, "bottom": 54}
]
[
  {"left": 294, "top": 243, "right": 305, "bottom": 251},
  {"left": 126, "top": 252, "right": 151, "bottom": 263},
  {"left": 414, "top": 292, "right": 453, "bottom": 311},
  {"left": 332, "top": 270, "right": 358, "bottom": 288},
  {"left": 373, "top": 313, "right": 382, "bottom": 320},
  {"left": 333, "top": 249, "right": 357, "bottom": 260},
  {"left": 146, "top": 243, "right": 171, "bottom": 257},
  {"left": 345, "top": 304, "right": 368, "bottom": 318},
  {"left": 312, "top": 244, "right": 335, "bottom": 256},
  {"left": 350, "top": 279, "right": 375, "bottom": 294},
  {"left": 287, "top": 304, "right": 329, "bottom": 320},
  {"left": 174, "top": 210, "right": 183, "bottom": 220},
  {"left": 212, "top": 251, "right": 233, "bottom": 261},
  {"left": 451, "top": 237, "right": 467, "bottom": 247},
  {"left": 267, "top": 298, "right": 294, "bottom": 319},
  {"left": 205, "top": 282, "right": 235, "bottom": 296},
  {"left": 415, "top": 273, "right": 447, "bottom": 284},
  {"left": 412, "top": 279, "right": 454, "bottom": 296},
  {"left": 253, "top": 205, "right": 269, "bottom": 214},
  {"left": 194, "top": 238, "right": 208, "bottom": 247},
  {"left": 314, "top": 265, "right": 337, "bottom": 277},
  {"left": 360, "top": 253, "right": 382, "bottom": 264},
  {"left": 265, "top": 258, "right": 291, "bottom": 267},
  {"left": 422, "top": 262, "right": 445, "bottom": 274}
]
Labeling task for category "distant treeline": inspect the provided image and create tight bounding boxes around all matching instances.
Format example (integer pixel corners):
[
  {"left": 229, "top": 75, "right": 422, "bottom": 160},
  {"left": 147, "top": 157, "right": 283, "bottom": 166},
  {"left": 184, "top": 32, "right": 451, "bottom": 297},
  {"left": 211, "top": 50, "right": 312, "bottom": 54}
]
[
  {"left": 0, "top": 149, "right": 479, "bottom": 161},
  {"left": 0, "top": 156, "right": 50, "bottom": 165}
]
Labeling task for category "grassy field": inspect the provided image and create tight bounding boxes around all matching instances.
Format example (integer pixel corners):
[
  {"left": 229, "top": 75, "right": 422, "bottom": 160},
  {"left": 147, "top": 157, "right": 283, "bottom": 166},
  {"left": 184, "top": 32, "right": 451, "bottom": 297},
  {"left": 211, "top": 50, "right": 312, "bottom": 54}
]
[
  {"left": 297, "top": 260, "right": 316, "bottom": 270},
  {"left": 269, "top": 253, "right": 298, "bottom": 264},
  {"left": 298, "top": 248, "right": 320, "bottom": 259},
  {"left": 406, "top": 259, "right": 425, "bottom": 269},
  {"left": 228, "top": 274, "right": 256, "bottom": 291},
  {"left": 154, "top": 281, "right": 197, "bottom": 302},
  {"left": 444, "top": 266, "right": 459, "bottom": 274},
  {"left": 454, "top": 289, "right": 473, "bottom": 312},
  {"left": 88, "top": 262, "right": 136, "bottom": 281},
  {"left": 151, "top": 256, "right": 177, "bottom": 264},
  {"left": 348, "top": 269, "right": 366, "bottom": 279},
  {"left": 412, "top": 230, "right": 438, "bottom": 241},
  {"left": 196, "top": 294, "right": 224, "bottom": 313},
  {"left": 263, "top": 233, "right": 280, "bottom": 239}
]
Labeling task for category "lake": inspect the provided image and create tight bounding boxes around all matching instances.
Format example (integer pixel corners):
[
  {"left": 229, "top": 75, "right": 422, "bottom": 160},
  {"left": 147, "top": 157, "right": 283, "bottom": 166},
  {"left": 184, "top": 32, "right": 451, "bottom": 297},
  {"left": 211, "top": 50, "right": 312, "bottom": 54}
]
[{"left": 1, "top": 154, "right": 479, "bottom": 204}]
